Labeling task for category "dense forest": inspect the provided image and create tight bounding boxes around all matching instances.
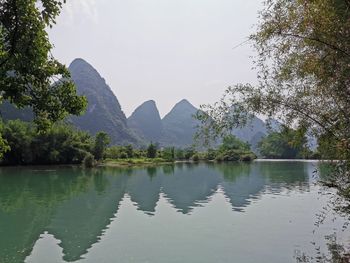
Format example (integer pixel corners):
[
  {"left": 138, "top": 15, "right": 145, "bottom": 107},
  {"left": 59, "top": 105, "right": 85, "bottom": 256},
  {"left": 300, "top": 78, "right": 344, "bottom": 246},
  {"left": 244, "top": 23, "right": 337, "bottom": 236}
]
[{"left": 0, "top": 120, "right": 107, "bottom": 166}]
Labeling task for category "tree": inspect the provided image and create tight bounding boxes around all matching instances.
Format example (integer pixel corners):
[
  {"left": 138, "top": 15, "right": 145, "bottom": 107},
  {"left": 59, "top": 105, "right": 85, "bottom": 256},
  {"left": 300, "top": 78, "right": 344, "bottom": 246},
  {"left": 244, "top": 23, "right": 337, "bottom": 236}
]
[
  {"left": 125, "top": 145, "right": 134, "bottom": 158},
  {"left": 1, "top": 120, "right": 33, "bottom": 164},
  {"left": 93, "top": 132, "right": 110, "bottom": 161},
  {"left": 146, "top": 143, "right": 157, "bottom": 159},
  {"left": 214, "top": 135, "right": 255, "bottom": 162},
  {"left": 196, "top": 0, "right": 350, "bottom": 193},
  {"left": 0, "top": 0, "right": 87, "bottom": 154},
  {"left": 0, "top": 121, "right": 10, "bottom": 159},
  {"left": 0, "top": 120, "right": 93, "bottom": 165},
  {"left": 32, "top": 123, "right": 92, "bottom": 164},
  {"left": 162, "top": 147, "right": 175, "bottom": 161},
  {"left": 220, "top": 135, "right": 250, "bottom": 152},
  {"left": 183, "top": 147, "right": 196, "bottom": 160},
  {"left": 83, "top": 153, "right": 95, "bottom": 168},
  {"left": 175, "top": 148, "right": 185, "bottom": 160},
  {"left": 316, "top": 134, "right": 339, "bottom": 160},
  {"left": 258, "top": 127, "right": 309, "bottom": 159}
]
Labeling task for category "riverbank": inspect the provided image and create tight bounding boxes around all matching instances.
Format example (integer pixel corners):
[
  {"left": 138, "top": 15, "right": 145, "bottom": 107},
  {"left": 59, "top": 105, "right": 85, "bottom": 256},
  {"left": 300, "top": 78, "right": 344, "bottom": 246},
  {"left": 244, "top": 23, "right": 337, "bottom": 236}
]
[
  {"left": 101, "top": 158, "right": 175, "bottom": 167},
  {"left": 100, "top": 157, "right": 258, "bottom": 168},
  {"left": 254, "top": 159, "right": 328, "bottom": 162},
  {"left": 0, "top": 158, "right": 328, "bottom": 169}
]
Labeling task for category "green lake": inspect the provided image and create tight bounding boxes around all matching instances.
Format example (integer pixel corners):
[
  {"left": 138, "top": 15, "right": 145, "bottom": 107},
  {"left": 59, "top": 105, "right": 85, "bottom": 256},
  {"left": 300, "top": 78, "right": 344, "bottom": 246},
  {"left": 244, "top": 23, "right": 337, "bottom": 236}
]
[{"left": 0, "top": 161, "right": 349, "bottom": 263}]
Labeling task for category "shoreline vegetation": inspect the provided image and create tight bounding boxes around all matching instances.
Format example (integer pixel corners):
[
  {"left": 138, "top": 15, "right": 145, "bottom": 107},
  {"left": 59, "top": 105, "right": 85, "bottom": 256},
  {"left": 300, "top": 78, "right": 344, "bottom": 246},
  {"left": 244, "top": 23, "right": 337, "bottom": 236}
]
[
  {"left": 0, "top": 119, "right": 258, "bottom": 167},
  {"left": 0, "top": 119, "right": 328, "bottom": 168},
  {"left": 101, "top": 155, "right": 256, "bottom": 168},
  {"left": 101, "top": 158, "right": 327, "bottom": 168},
  {"left": 102, "top": 158, "right": 174, "bottom": 167},
  {"left": 0, "top": 158, "right": 330, "bottom": 169}
]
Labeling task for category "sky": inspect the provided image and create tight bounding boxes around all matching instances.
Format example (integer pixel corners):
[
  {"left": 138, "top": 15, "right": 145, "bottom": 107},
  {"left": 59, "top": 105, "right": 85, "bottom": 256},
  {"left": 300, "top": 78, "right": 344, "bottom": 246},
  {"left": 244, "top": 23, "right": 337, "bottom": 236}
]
[{"left": 49, "top": 0, "right": 263, "bottom": 117}]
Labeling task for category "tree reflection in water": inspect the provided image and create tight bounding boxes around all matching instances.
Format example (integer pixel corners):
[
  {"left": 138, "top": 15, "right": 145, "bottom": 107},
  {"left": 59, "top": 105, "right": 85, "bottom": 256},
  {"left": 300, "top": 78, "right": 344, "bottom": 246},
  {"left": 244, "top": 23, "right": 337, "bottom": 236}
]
[{"left": 295, "top": 234, "right": 350, "bottom": 263}]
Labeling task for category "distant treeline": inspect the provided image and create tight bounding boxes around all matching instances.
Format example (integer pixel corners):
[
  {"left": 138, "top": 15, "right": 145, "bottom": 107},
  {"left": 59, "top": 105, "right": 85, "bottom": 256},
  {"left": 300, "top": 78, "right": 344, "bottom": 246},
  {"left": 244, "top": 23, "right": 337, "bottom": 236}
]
[
  {"left": 0, "top": 120, "right": 257, "bottom": 166},
  {"left": 0, "top": 120, "right": 331, "bottom": 167},
  {"left": 105, "top": 134, "right": 256, "bottom": 163}
]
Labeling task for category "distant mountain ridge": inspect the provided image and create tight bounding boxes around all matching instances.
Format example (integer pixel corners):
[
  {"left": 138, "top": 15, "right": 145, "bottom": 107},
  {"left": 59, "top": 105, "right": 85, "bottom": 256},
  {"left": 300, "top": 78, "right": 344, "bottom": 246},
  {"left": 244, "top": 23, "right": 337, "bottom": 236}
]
[
  {"left": 127, "top": 100, "right": 163, "bottom": 143},
  {"left": 0, "top": 101, "right": 33, "bottom": 122},
  {"left": 0, "top": 58, "right": 280, "bottom": 149},
  {"left": 159, "top": 99, "right": 200, "bottom": 147},
  {"left": 128, "top": 99, "right": 279, "bottom": 150},
  {"left": 127, "top": 99, "right": 203, "bottom": 147},
  {"left": 0, "top": 58, "right": 139, "bottom": 145},
  {"left": 68, "top": 58, "right": 139, "bottom": 145}
]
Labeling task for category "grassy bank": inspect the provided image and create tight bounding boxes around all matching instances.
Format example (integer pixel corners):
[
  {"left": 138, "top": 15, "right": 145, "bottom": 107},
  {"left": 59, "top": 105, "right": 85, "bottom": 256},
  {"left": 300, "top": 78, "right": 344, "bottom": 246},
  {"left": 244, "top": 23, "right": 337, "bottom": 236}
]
[
  {"left": 101, "top": 158, "right": 174, "bottom": 167},
  {"left": 101, "top": 154, "right": 257, "bottom": 168}
]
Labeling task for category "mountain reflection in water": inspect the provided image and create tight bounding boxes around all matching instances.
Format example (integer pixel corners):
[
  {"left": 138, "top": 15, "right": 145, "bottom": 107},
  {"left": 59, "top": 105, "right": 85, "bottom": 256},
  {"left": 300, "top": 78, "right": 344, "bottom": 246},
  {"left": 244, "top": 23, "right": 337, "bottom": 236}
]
[{"left": 0, "top": 161, "right": 339, "bottom": 263}]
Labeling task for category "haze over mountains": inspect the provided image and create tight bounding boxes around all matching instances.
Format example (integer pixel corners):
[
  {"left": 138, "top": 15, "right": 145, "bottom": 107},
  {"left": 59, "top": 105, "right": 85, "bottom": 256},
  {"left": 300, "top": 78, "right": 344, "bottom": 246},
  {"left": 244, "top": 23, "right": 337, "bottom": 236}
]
[{"left": 0, "top": 58, "right": 276, "bottom": 149}]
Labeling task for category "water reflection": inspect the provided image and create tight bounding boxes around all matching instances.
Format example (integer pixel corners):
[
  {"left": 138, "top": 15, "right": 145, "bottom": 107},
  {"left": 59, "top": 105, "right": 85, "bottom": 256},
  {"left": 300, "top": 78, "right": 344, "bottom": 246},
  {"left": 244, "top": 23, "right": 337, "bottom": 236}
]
[{"left": 0, "top": 162, "right": 318, "bottom": 262}]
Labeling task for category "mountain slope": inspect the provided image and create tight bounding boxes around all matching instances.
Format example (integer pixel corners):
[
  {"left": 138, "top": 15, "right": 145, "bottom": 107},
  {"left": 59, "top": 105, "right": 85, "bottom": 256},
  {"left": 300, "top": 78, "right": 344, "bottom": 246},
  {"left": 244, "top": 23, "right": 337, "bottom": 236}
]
[
  {"left": 127, "top": 100, "right": 162, "bottom": 143},
  {"left": 231, "top": 116, "right": 267, "bottom": 144},
  {"left": 0, "top": 58, "right": 139, "bottom": 145},
  {"left": 68, "top": 58, "right": 138, "bottom": 145},
  {"left": 0, "top": 101, "right": 33, "bottom": 122},
  {"left": 160, "top": 99, "right": 200, "bottom": 147}
]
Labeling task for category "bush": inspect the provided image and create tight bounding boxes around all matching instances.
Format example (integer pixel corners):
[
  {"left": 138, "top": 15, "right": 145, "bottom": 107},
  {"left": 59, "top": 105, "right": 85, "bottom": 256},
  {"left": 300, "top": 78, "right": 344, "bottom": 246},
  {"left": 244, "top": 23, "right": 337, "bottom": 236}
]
[
  {"left": 309, "top": 151, "right": 322, "bottom": 160},
  {"left": 240, "top": 153, "right": 256, "bottom": 162},
  {"left": 119, "top": 152, "right": 128, "bottom": 159},
  {"left": 192, "top": 154, "right": 200, "bottom": 162},
  {"left": 105, "top": 146, "right": 120, "bottom": 159},
  {"left": 125, "top": 145, "right": 134, "bottom": 158},
  {"left": 215, "top": 153, "right": 224, "bottom": 162},
  {"left": 205, "top": 149, "right": 217, "bottom": 160},
  {"left": 162, "top": 147, "right": 175, "bottom": 161},
  {"left": 184, "top": 148, "right": 196, "bottom": 160},
  {"left": 175, "top": 149, "right": 185, "bottom": 160},
  {"left": 83, "top": 153, "right": 95, "bottom": 168},
  {"left": 147, "top": 143, "right": 157, "bottom": 158},
  {"left": 222, "top": 150, "right": 240, "bottom": 161}
]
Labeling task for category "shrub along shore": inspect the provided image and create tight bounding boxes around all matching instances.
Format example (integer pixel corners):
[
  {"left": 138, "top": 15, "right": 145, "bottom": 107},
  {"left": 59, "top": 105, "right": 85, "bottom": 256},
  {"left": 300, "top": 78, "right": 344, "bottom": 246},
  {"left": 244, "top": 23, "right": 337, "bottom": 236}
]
[{"left": 101, "top": 134, "right": 256, "bottom": 167}]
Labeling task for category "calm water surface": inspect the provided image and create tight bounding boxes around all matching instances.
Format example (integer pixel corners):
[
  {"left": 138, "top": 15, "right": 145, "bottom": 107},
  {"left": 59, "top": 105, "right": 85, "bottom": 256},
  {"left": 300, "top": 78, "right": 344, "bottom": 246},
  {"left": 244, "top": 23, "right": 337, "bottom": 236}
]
[{"left": 0, "top": 161, "right": 349, "bottom": 263}]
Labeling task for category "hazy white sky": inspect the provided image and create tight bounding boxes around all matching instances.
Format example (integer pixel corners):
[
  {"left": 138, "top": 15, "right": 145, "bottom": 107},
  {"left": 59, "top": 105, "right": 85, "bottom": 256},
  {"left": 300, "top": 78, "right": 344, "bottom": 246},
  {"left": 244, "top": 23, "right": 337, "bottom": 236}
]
[{"left": 49, "top": 0, "right": 262, "bottom": 117}]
